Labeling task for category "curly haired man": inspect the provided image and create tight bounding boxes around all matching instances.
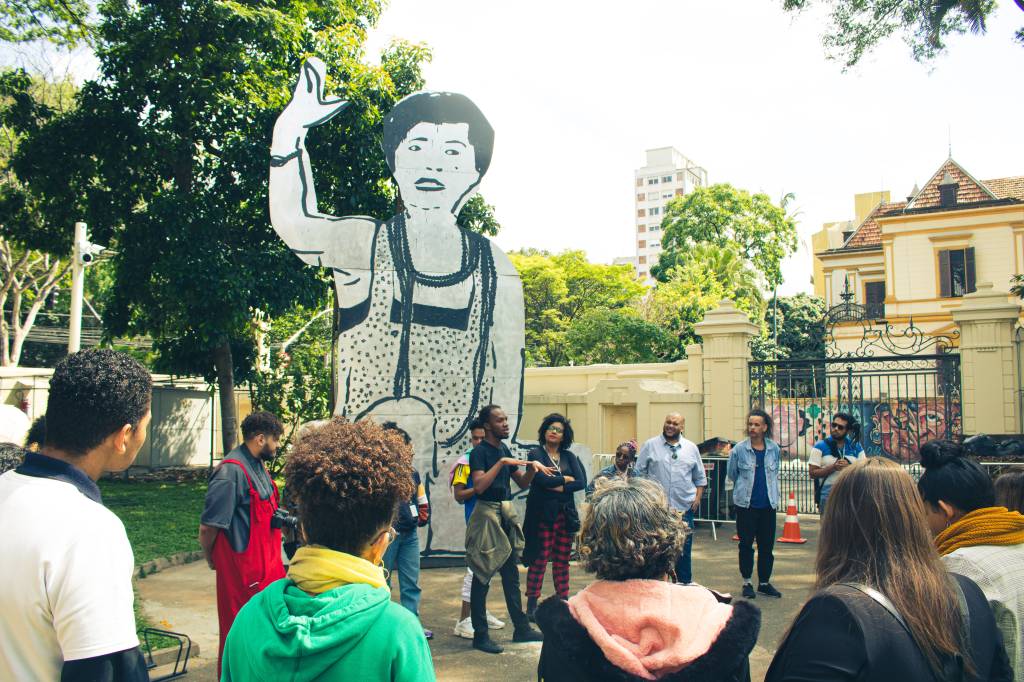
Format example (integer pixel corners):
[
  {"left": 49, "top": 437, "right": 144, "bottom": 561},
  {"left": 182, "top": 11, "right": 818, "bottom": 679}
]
[{"left": 0, "top": 349, "right": 152, "bottom": 682}]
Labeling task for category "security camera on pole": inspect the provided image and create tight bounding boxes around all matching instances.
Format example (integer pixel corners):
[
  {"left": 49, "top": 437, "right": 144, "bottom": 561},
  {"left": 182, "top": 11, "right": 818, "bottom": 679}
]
[{"left": 68, "top": 222, "right": 107, "bottom": 354}]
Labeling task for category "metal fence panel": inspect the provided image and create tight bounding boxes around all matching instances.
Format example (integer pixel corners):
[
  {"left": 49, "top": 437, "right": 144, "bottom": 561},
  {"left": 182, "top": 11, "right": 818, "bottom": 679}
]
[{"left": 750, "top": 354, "right": 961, "bottom": 514}]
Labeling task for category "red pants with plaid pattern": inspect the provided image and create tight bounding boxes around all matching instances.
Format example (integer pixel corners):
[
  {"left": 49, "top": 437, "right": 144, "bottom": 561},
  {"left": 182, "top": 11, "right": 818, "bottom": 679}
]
[{"left": 526, "top": 510, "right": 572, "bottom": 599}]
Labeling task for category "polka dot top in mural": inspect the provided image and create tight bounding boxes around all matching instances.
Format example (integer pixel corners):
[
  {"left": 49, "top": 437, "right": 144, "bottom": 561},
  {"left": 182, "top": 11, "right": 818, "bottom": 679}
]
[{"left": 336, "top": 214, "right": 497, "bottom": 448}]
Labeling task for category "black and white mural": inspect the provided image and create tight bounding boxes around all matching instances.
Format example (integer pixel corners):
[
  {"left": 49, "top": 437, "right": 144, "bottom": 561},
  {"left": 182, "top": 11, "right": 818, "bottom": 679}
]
[{"left": 269, "top": 58, "right": 525, "bottom": 552}]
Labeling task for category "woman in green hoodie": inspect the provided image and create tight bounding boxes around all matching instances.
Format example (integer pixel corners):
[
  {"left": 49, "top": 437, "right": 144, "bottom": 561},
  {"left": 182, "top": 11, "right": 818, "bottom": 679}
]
[{"left": 222, "top": 418, "right": 435, "bottom": 681}]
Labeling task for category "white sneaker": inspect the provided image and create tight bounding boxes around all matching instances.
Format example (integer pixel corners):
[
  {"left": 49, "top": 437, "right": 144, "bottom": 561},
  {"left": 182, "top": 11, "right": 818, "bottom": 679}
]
[
  {"left": 454, "top": 617, "right": 474, "bottom": 639},
  {"left": 486, "top": 611, "right": 505, "bottom": 629}
]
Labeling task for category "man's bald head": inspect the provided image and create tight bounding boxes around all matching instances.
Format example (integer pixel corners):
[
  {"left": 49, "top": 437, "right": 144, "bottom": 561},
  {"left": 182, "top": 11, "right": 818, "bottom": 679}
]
[{"left": 663, "top": 413, "right": 684, "bottom": 441}]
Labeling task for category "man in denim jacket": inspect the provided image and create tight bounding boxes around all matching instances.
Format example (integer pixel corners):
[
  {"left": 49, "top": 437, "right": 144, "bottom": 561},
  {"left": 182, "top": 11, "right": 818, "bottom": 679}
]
[{"left": 727, "top": 409, "right": 782, "bottom": 600}]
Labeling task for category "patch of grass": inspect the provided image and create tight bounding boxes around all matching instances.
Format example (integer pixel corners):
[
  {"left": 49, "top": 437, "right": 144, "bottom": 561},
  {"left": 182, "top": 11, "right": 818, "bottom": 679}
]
[
  {"left": 134, "top": 585, "right": 179, "bottom": 651},
  {"left": 100, "top": 480, "right": 207, "bottom": 565}
]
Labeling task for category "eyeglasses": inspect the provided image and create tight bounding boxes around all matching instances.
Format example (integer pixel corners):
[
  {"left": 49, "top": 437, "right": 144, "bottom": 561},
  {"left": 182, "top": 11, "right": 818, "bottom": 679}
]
[
  {"left": 546, "top": 426, "right": 564, "bottom": 434},
  {"left": 830, "top": 423, "right": 847, "bottom": 431},
  {"left": 669, "top": 443, "right": 680, "bottom": 460}
]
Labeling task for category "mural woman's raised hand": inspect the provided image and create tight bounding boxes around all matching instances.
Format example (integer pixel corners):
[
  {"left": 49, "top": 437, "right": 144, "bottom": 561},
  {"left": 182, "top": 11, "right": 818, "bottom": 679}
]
[{"left": 272, "top": 57, "right": 349, "bottom": 155}]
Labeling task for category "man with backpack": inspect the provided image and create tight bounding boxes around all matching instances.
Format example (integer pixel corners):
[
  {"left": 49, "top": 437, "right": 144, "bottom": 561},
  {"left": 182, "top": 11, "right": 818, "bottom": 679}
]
[{"left": 808, "top": 412, "right": 864, "bottom": 511}]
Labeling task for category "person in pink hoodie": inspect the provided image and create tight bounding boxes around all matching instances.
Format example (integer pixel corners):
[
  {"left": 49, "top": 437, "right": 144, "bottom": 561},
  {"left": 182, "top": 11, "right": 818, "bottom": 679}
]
[{"left": 535, "top": 477, "right": 760, "bottom": 682}]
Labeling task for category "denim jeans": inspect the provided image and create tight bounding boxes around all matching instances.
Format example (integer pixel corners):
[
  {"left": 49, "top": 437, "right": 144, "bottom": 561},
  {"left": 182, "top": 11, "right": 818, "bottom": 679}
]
[
  {"left": 674, "top": 508, "right": 694, "bottom": 583},
  {"left": 819, "top": 485, "right": 833, "bottom": 512},
  {"left": 383, "top": 529, "right": 421, "bottom": 616}
]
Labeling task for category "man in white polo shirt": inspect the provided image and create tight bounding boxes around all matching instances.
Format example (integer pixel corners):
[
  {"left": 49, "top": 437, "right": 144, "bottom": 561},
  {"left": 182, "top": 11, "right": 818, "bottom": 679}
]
[{"left": 0, "top": 349, "right": 152, "bottom": 682}]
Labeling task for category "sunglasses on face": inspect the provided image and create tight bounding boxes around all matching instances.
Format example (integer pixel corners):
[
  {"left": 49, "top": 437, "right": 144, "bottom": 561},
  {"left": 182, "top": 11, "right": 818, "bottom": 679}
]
[
  {"left": 830, "top": 423, "right": 847, "bottom": 431},
  {"left": 547, "top": 426, "right": 564, "bottom": 434}
]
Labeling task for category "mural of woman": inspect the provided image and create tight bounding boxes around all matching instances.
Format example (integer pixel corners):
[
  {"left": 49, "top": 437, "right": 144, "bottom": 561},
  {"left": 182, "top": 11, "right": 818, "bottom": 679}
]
[{"left": 269, "top": 58, "right": 525, "bottom": 552}]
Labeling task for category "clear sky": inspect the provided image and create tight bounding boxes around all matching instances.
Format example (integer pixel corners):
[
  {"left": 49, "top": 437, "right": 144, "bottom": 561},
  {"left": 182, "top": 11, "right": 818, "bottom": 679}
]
[{"left": 363, "top": 1, "right": 1024, "bottom": 295}]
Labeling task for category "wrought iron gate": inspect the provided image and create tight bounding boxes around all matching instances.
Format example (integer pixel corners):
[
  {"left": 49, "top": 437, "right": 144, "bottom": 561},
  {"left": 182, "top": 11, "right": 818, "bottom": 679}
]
[{"left": 749, "top": 294, "right": 962, "bottom": 513}]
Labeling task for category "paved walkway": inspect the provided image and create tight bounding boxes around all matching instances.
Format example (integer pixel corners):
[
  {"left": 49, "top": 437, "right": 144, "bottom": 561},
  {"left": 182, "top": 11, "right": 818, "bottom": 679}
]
[{"left": 138, "top": 517, "right": 819, "bottom": 681}]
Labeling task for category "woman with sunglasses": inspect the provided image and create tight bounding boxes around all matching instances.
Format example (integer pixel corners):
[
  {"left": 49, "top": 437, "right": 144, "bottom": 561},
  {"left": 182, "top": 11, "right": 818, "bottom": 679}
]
[
  {"left": 522, "top": 413, "right": 587, "bottom": 621},
  {"left": 808, "top": 412, "right": 864, "bottom": 511},
  {"left": 222, "top": 418, "right": 435, "bottom": 681}
]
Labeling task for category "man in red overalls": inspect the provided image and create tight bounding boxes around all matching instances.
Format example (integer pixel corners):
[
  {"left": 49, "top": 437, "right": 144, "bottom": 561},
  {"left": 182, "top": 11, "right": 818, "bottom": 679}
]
[{"left": 198, "top": 411, "right": 286, "bottom": 676}]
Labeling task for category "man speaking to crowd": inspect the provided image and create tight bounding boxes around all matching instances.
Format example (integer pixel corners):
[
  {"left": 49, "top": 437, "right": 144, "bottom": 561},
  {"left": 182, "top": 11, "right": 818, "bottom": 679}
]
[{"left": 199, "top": 411, "right": 286, "bottom": 676}]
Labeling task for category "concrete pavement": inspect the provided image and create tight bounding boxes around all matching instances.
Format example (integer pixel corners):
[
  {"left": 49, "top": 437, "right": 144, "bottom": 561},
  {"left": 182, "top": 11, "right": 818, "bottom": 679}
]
[{"left": 138, "top": 516, "right": 819, "bottom": 681}]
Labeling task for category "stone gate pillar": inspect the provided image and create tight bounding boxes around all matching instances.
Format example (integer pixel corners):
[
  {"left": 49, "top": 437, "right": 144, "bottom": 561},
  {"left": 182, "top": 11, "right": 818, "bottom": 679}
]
[
  {"left": 951, "top": 282, "right": 1022, "bottom": 436},
  {"left": 693, "top": 300, "right": 759, "bottom": 442}
]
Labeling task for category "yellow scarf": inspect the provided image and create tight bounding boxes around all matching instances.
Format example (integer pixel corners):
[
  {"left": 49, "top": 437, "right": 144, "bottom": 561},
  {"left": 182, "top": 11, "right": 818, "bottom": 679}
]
[
  {"left": 935, "top": 506, "right": 1024, "bottom": 556},
  {"left": 287, "top": 545, "right": 386, "bottom": 594}
]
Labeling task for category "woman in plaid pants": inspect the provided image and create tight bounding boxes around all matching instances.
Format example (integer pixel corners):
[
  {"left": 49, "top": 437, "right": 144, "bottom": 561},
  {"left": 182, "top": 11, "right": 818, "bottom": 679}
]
[{"left": 522, "top": 413, "right": 587, "bottom": 621}]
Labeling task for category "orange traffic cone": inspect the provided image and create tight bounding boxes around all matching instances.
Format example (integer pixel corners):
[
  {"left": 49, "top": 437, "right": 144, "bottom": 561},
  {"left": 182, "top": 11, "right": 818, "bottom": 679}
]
[{"left": 777, "top": 491, "right": 807, "bottom": 544}]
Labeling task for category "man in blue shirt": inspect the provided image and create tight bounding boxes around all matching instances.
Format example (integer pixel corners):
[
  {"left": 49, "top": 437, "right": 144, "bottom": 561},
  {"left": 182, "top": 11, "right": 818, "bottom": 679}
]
[
  {"left": 808, "top": 412, "right": 864, "bottom": 510},
  {"left": 728, "top": 409, "right": 782, "bottom": 599},
  {"left": 636, "top": 413, "right": 706, "bottom": 584}
]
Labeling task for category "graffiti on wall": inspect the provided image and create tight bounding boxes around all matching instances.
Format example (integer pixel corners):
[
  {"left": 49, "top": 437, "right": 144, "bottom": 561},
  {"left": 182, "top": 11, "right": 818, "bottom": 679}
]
[
  {"left": 868, "top": 400, "right": 960, "bottom": 463},
  {"left": 770, "top": 399, "right": 959, "bottom": 464}
]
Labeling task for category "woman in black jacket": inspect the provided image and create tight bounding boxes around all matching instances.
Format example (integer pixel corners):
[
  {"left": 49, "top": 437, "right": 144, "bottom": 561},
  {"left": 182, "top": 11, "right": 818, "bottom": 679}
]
[
  {"left": 522, "top": 413, "right": 586, "bottom": 620},
  {"left": 766, "top": 457, "right": 1012, "bottom": 682},
  {"left": 535, "top": 477, "right": 760, "bottom": 682}
]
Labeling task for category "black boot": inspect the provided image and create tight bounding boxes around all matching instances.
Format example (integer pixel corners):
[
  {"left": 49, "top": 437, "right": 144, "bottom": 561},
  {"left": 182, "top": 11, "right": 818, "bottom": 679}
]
[
  {"left": 513, "top": 623, "right": 544, "bottom": 642},
  {"left": 472, "top": 631, "right": 503, "bottom": 654},
  {"left": 526, "top": 595, "right": 538, "bottom": 623}
]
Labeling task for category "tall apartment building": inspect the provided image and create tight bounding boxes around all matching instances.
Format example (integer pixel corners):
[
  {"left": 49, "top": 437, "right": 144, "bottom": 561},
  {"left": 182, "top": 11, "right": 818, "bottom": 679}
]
[{"left": 634, "top": 147, "right": 708, "bottom": 283}]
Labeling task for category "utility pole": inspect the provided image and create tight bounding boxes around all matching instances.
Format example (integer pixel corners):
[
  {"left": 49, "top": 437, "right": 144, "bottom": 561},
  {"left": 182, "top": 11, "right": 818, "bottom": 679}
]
[{"left": 68, "top": 222, "right": 105, "bottom": 354}]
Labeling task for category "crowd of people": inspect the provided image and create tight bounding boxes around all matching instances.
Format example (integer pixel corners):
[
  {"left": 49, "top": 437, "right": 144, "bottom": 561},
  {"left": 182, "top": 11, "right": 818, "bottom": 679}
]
[{"left": 2, "top": 348, "right": 1024, "bottom": 681}]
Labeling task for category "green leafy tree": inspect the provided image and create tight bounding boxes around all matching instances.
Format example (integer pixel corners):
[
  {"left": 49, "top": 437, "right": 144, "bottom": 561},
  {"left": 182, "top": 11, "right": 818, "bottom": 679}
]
[
  {"left": 509, "top": 250, "right": 645, "bottom": 366},
  {"left": 782, "top": 0, "right": 1023, "bottom": 68},
  {"left": 643, "top": 243, "right": 766, "bottom": 353},
  {"left": 249, "top": 303, "right": 332, "bottom": 474},
  {"left": 1, "top": 0, "right": 91, "bottom": 47},
  {"left": 1011, "top": 273, "right": 1024, "bottom": 299},
  {"left": 13, "top": 0, "right": 430, "bottom": 451},
  {"left": 564, "top": 308, "right": 676, "bottom": 365},
  {"left": 652, "top": 184, "right": 798, "bottom": 289},
  {"left": 456, "top": 194, "right": 500, "bottom": 237},
  {"left": 0, "top": 69, "right": 79, "bottom": 366},
  {"left": 754, "top": 293, "right": 827, "bottom": 361}
]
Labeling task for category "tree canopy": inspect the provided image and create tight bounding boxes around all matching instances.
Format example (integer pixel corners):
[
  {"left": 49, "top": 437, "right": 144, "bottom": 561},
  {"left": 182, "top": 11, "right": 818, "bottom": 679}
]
[
  {"left": 782, "top": 0, "right": 1024, "bottom": 68},
  {"left": 652, "top": 183, "right": 797, "bottom": 289},
  {"left": 753, "top": 293, "right": 827, "bottom": 360},
  {"left": 509, "top": 250, "right": 648, "bottom": 366},
  {"left": 1, "top": 0, "right": 91, "bottom": 47},
  {"left": 457, "top": 194, "right": 500, "bottom": 237},
  {"left": 641, "top": 243, "right": 766, "bottom": 353},
  {"left": 12, "top": 0, "right": 430, "bottom": 449}
]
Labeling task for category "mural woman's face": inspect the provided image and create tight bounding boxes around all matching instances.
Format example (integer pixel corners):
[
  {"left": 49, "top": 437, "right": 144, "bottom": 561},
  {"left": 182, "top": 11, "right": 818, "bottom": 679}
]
[{"left": 394, "top": 122, "right": 480, "bottom": 214}]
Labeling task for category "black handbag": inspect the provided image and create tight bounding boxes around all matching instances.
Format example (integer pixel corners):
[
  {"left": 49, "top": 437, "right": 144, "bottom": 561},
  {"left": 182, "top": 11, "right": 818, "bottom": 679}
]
[{"left": 836, "top": 582, "right": 968, "bottom": 682}]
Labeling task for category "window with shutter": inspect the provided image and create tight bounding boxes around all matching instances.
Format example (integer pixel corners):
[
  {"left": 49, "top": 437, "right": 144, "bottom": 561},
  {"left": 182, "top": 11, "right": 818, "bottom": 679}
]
[
  {"left": 965, "top": 247, "right": 976, "bottom": 293},
  {"left": 864, "top": 282, "right": 885, "bottom": 318},
  {"left": 938, "top": 247, "right": 975, "bottom": 298},
  {"left": 939, "top": 250, "right": 951, "bottom": 298}
]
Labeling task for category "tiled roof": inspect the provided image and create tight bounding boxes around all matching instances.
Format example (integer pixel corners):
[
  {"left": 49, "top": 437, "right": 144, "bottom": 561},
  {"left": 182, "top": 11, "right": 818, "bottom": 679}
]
[
  {"left": 844, "top": 201, "right": 906, "bottom": 249},
  {"left": 837, "top": 160, "right": 1022, "bottom": 250},
  {"left": 983, "top": 176, "right": 1024, "bottom": 200},
  {"left": 906, "top": 158, "right": 996, "bottom": 209}
]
